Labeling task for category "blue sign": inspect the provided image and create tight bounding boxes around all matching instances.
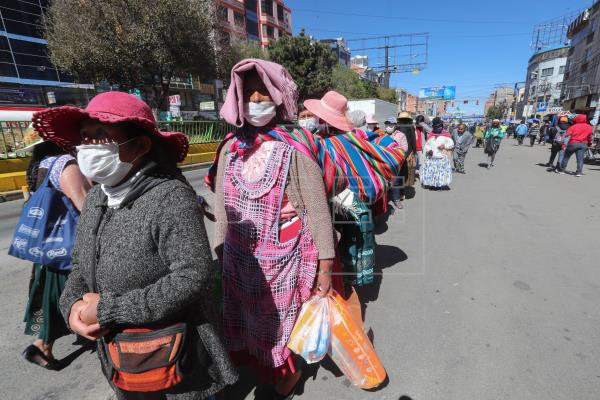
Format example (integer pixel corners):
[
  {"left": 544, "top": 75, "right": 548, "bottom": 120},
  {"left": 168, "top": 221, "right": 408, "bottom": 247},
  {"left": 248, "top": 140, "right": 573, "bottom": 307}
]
[
  {"left": 419, "top": 86, "right": 456, "bottom": 100},
  {"left": 537, "top": 102, "right": 548, "bottom": 112}
]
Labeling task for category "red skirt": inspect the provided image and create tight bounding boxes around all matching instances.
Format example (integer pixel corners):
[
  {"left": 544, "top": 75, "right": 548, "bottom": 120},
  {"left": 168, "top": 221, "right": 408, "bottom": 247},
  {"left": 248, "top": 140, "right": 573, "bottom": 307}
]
[{"left": 229, "top": 350, "right": 298, "bottom": 385}]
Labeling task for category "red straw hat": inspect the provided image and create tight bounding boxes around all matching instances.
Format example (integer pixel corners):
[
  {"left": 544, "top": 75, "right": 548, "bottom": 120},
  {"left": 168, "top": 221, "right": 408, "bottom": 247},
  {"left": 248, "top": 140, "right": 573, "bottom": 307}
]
[
  {"left": 32, "top": 92, "right": 189, "bottom": 162},
  {"left": 304, "top": 91, "right": 354, "bottom": 132}
]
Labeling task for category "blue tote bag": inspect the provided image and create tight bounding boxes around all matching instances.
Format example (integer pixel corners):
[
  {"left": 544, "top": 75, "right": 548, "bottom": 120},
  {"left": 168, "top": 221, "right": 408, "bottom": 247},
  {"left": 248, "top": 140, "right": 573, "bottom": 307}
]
[{"left": 8, "top": 158, "right": 79, "bottom": 270}]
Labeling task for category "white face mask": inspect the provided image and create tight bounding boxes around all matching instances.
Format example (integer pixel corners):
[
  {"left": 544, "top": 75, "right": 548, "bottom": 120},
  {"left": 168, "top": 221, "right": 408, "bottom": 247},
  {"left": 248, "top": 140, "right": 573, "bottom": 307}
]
[
  {"left": 385, "top": 126, "right": 395, "bottom": 134},
  {"left": 298, "top": 117, "right": 319, "bottom": 132},
  {"left": 76, "top": 139, "right": 137, "bottom": 187},
  {"left": 244, "top": 101, "right": 276, "bottom": 127}
]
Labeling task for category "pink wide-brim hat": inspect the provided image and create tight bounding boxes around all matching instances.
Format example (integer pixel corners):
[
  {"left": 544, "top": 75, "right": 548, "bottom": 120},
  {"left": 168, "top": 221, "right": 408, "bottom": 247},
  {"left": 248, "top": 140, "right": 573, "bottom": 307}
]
[
  {"left": 304, "top": 91, "right": 355, "bottom": 133},
  {"left": 32, "top": 92, "right": 189, "bottom": 162},
  {"left": 365, "top": 113, "right": 378, "bottom": 124}
]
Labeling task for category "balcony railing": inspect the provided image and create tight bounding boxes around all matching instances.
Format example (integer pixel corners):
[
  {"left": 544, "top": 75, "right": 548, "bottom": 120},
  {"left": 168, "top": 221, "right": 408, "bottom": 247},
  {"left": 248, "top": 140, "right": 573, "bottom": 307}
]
[{"left": 0, "top": 121, "right": 233, "bottom": 159}]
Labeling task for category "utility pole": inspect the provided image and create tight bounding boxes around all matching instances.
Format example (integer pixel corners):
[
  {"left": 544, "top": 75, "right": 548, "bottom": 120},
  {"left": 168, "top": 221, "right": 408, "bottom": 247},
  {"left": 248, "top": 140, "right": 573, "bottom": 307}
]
[{"left": 384, "top": 40, "right": 390, "bottom": 88}]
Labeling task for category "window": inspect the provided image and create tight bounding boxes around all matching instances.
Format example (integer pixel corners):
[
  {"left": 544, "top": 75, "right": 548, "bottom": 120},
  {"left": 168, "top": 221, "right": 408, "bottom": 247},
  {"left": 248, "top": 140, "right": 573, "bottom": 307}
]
[
  {"left": 2, "top": 0, "right": 43, "bottom": 15},
  {"left": 541, "top": 67, "right": 554, "bottom": 77},
  {"left": 0, "top": 62, "right": 18, "bottom": 77},
  {"left": 234, "top": 12, "right": 244, "bottom": 27},
  {"left": 261, "top": 0, "right": 273, "bottom": 16},
  {"left": 568, "top": 47, "right": 575, "bottom": 56},
  {"left": 555, "top": 82, "right": 563, "bottom": 90},
  {"left": 585, "top": 47, "right": 593, "bottom": 62},
  {"left": 266, "top": 25, "right": 274, "bottom": 38},
  {"left": 559, "top": 65, "right": 565, "bottom": 74},
  {"left": 277, "top": 4, "right": 284, "bottom": 21},
  {"left": 587, "top": 32, "right": 595, "bottom": 44},
  {"left": 17, "top": 65, "right": 59, "bottom": 81},
  {"left": 246, "top": 19, "right": 259, "bottom": 37},
  {"left": 530, "top": 86, "right": 536, "bottom": 95},
  {"left": 217, "top": 5, "right": 228, "bottom": 21},
  {"left": 245, "top": 0, "right": 257, "bottom": 12}
]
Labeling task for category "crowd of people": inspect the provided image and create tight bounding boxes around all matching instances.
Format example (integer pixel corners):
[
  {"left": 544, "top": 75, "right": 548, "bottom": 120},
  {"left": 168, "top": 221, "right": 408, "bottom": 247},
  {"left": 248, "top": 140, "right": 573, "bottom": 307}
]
[{"left": 9, "top": 57, "right": 597, "bottom": 400}]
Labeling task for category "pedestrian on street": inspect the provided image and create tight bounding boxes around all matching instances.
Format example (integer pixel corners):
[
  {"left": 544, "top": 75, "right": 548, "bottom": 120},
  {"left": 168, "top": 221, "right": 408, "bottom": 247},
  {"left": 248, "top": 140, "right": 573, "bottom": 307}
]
[
  {"left": 213, "top": 59, "right": 336, "bottom": 398},
  {"left": 474, "top": 124, "right": 485, "bottom": 147},
  {"left": 422, "top": 117, "right": 454, "bottom": 189},
  {"left": 529, "top": 123, "right": 540, "bottom": 147},
  {"left": 452, "top": 123, "right": 474, "bottom": 173},
  {"left": 20, "top": 139, "right": 90, "bottom": 370},
  {"left": 297, "top": 105, "right": 320, "bottom": 133},
  {"left": 540, "top": 120, "right": 551, "bottom": 144},
  {"left": 397, "top": 111, "right": 418, "bottom": 189},
  {"left": 366, "top": 113, "right": 382, "bottom": 134},
  {"left": 515, "top": 120, "right": 528, "bottom": 145},
  {"left": 506, "top": 123, "right": 515, "bottom": 139},
  {"left": 33, "top": 91, "right": 238, "bottom": 400},
  {"left": 415, "top": 115, "right": 430, "bottom": 173},
  {"left": 547, "top": 115, "right": 570, "bottom": 172},
  {"left": 560, "top": 114, "right": 593, "bottom": 177},
  {"left": 484, "top": 119, "right": 505, "bottom": 169}
]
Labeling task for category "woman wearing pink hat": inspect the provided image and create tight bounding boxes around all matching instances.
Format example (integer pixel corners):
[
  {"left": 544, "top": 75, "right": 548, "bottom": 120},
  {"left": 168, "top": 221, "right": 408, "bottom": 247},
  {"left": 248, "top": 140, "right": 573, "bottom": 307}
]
[
  {"left": 211, "top": 59, "right": 337, "bottom": 399},
  {"left": 32, "top": 92, "right": 238, "bottom": 399}
]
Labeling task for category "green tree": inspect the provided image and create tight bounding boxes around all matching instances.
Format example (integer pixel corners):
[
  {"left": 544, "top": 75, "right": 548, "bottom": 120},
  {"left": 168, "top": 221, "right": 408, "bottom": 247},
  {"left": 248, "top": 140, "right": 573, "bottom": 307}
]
[
  {"left": 376, "top": 87, "right": 398, "bottom": 103},
  {"left": 45, "top": 0, "right": 218, "bottom": 111},
  {"left": 331, "top": 65, "right": 370, "bottom": 99},
  {"left": 268, "top": 33, "right": 338, "bottom": 100},
  {"left": 486, "top": 104, "right": 507, "bottom": 120},
  {"left": 219, "top": 40, "right": 267, "bottom": 81}
]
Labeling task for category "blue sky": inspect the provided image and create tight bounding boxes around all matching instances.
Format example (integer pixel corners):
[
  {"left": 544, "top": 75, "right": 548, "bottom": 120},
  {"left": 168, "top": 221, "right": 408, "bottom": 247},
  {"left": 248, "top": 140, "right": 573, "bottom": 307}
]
[{"left": 286, "top": 0, "right": 593, "bottom": 114}]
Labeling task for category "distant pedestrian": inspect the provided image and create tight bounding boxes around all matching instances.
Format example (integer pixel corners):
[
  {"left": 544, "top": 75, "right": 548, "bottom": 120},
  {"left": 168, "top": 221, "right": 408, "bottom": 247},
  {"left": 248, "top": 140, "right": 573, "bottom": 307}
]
[
  {"left": 366, "top": 113, "right": 382, "bottom": 134},
  {"left": 484, "top": 119, "right": 505, "bottom": 169},
  {"left": 20, "top": 140, "right": 90, "bottom": 370},
  {"left": 539, "top": 120, "right": 551, "bottom": 144},
  {"left": 560, "top": 114, "right": 593, "bottom": 177},
  {"left": 474, "top": 124, "right": 485, "bottom": 147},
  {"left": 422, "top": 117, "right": 454, "bottom": 189},
  {"left": 384, "top": 117, "right": 408, "bottom": 208},
  {"left": 397, "top": 111, "right": 418, "bottom": 188},
  {"left": 452, "top": 123, "right": 474, "bottom": 173},
  {"left": 547, "top": 115, "right": 570, "bottom": 172},
  {"left": 529, "top": 123, "right": 540, "bottom": 146},
  {"left": 506, "top": 123, "right": 515, "bottom": 139},
  {"left": 515, "top": 120, "right": 528, "bottom": 145}
]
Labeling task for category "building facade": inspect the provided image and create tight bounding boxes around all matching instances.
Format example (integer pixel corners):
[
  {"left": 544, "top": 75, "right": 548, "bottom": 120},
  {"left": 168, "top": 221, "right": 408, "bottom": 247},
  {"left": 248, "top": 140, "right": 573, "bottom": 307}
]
[
  {"left": 521, "top": 46, "right": 569, "bottom": 118},
  {"left": 320, "top": 38, "right": 351, "bottom": 68},
  {"left": 0, "top": 0, "right": 94, "bottom": 108},
  {"left": 218, "top": 0, "right": 292, "bottom": 46},
  {"left": 561, "top": 0, "right": 600, "bottom": 124}
]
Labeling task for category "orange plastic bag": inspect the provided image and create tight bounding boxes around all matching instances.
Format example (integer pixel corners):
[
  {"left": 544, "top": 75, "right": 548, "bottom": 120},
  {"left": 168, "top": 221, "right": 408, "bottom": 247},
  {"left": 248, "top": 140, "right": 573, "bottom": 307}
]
[{"left": 328, "top": 290, "right": 387, "bottom": 389}]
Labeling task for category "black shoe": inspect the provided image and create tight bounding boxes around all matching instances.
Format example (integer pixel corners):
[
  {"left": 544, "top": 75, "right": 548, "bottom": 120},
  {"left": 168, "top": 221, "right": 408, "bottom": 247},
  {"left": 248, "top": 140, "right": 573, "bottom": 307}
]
[{"left": 22, "top": 345, "right": 61, "bottom": 370}]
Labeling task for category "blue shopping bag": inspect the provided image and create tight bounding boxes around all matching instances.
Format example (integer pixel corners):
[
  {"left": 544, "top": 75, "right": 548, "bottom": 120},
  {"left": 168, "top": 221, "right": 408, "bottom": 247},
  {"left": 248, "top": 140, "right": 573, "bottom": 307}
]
[{"left": 8, "top": 158, "right": 79, "bottom": 270}]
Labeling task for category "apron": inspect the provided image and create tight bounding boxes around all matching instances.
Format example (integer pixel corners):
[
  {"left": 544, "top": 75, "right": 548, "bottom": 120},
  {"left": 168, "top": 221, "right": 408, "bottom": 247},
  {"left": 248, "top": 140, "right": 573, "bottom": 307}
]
[{"left": 222, "top": 141, "right": 318, "bottom": 368}]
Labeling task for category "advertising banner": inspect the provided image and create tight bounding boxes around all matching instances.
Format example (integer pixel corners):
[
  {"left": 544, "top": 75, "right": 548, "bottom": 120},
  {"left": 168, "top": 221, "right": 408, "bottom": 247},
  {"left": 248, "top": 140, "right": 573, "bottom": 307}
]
[{"left": 419, "top": 86, "right": 456, "bottom": 100}]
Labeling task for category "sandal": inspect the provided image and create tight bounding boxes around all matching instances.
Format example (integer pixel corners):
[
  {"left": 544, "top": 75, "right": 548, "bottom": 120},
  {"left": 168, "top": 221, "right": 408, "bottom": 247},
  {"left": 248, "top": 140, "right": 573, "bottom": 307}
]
[{"left": 22, "top": 345, "right": 61, "bottom": 370}]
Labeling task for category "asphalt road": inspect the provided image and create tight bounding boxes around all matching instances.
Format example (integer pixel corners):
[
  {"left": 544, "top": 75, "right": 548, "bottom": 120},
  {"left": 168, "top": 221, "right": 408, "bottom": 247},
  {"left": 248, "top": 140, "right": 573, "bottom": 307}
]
[{"left": 1, "top": 143, "right": 600, "bottom": 400}]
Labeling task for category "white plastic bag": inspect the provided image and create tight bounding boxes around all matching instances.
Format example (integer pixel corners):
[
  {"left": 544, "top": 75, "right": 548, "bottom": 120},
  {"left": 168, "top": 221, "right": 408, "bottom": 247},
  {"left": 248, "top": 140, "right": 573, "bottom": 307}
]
[{"left": 287, "top": 295, "right": 330, "bottom": 364}]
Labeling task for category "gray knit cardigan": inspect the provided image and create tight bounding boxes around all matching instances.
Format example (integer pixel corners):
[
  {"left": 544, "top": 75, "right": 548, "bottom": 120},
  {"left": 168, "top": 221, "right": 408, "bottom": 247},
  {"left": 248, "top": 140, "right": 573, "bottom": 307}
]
[{"left": 59, "top": 176, "right": 238, "bottom": 399}]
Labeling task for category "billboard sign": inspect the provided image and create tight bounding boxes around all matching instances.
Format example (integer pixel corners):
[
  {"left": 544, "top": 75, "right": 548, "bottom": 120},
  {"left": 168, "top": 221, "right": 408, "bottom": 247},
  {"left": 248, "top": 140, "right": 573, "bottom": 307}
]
[{"left": 419, "top": 86, "right": 456, "bottom": 100}]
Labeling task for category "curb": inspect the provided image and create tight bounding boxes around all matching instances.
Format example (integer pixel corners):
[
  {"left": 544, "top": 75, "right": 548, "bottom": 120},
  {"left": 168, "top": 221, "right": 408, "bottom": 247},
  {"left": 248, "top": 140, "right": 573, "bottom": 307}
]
[{"left": 0, "top": 190, "right": 24, "bottom": 203}]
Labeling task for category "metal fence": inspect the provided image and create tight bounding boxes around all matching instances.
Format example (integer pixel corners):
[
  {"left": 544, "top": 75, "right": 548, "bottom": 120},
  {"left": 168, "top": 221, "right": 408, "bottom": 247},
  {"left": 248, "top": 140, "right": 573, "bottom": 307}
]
[
  {"left": 0, "top": 120, "right": 232, "bottom": 159},
  {"left": 157, "top": 121, "right": 233, "bottom": 144},
  {"left": 0, "top": 121, "right": 34, "bottom": 159}
]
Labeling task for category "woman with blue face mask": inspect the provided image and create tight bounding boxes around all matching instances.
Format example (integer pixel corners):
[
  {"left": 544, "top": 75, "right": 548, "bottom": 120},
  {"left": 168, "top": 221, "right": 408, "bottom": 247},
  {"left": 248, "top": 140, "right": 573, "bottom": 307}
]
[{"left": 32, "top": 91, "right": 238, "bottom": 399}]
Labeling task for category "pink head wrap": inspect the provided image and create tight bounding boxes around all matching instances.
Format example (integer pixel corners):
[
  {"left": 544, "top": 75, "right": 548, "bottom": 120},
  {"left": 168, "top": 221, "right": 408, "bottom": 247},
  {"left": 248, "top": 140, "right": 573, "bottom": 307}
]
[{"left": 220, "top": 58, "right": 298, "bottom": 128}]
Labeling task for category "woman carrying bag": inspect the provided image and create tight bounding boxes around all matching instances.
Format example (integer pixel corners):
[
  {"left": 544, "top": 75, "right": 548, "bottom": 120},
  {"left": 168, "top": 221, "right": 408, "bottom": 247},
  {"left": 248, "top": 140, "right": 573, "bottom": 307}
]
[
  {"left": 32, "top": 92, "right": 237, "bottom": 399},
  {"left": 17, "top": 139, "right": 90, "bottom": 370}
]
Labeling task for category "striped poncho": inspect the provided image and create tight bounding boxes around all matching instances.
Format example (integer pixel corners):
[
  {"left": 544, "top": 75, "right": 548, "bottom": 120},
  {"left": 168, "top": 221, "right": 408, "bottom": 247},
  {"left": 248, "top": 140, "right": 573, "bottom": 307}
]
[{"left": 205, "top": 126, "right": 405, "bottom": 204}]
